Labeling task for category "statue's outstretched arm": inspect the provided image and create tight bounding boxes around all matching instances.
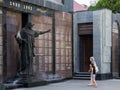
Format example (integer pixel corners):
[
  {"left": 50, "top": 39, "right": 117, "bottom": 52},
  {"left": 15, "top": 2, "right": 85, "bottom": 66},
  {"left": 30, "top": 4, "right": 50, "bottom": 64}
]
[
  {"left": 34, "top": 29, "right": 51, "bottom": 37},
  {"left": 39, "top": 29, "right": 51, "bottom": 34}
]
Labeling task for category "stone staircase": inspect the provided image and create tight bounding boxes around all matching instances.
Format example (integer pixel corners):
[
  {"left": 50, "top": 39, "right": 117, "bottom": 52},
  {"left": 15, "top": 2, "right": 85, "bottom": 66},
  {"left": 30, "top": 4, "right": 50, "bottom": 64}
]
[{"left": 73, "top": 72, "right": 90, "bottom": 80}]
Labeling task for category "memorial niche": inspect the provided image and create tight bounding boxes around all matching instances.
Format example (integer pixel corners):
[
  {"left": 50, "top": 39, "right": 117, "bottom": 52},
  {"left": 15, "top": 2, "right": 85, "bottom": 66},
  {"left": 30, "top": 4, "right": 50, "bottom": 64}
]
[{"left": 14, "top": 22, "right": 51, "bottom": 84}]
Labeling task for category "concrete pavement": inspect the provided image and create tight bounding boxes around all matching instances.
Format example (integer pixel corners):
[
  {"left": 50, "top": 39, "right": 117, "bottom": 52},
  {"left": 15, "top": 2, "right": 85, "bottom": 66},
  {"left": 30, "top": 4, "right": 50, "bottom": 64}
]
[{"left": 12, "top": 79, "right": 120, "bottom": 90}]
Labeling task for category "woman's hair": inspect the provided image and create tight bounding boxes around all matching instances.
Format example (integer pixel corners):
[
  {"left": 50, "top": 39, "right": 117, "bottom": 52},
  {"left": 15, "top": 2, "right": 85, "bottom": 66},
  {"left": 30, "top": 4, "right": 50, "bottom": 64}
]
[
  {"left": 90, "top": 56, "right": 96, "bottom": 65},
  {"left": 90, "top": 56, "right": 95, "bottom": 61}
]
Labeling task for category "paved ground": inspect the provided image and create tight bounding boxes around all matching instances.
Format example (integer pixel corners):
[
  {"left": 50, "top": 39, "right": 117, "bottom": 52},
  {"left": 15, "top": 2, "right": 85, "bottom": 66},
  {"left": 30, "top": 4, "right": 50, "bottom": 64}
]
[{"left": 13, "top": 79, "right": 120, "bottom": 90}]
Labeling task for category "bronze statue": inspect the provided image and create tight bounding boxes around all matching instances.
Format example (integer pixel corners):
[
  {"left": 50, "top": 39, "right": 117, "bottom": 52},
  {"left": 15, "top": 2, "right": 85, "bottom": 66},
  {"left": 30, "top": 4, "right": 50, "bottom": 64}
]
[{"left": 15, "top": 22, "right": 51, "bottom": 76}]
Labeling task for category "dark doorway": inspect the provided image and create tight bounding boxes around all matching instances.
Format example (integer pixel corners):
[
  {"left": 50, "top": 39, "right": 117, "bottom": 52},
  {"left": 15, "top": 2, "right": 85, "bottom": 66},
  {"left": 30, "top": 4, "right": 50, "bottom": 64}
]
[
  {"left": 79, "top": 35, "right": 93, "bottom": 72},
  {"left": 22, "top": 13, "right": 28, "bottom": 28},
  {"left": 78, "top": 23, "right": 93, "bottom": 72}
]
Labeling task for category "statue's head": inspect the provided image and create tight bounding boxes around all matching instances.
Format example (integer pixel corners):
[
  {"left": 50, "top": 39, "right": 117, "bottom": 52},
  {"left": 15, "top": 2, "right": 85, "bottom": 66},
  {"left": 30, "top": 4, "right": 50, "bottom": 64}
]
[{"left": 25, "top": 22, "right": 34, "bottom": 29}]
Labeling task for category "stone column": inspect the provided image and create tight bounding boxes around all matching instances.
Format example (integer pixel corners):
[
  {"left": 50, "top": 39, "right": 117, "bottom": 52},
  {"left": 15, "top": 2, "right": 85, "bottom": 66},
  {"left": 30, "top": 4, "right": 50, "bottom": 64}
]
[{"left": 93, "top": 9, "right": 112, "bottom": 80}]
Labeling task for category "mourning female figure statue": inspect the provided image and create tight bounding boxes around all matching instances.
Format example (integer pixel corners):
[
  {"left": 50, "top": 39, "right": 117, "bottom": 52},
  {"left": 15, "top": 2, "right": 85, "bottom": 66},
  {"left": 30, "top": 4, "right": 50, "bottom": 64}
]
[{"left": 15, "top": 22, "right": 51, "bottom": 77}]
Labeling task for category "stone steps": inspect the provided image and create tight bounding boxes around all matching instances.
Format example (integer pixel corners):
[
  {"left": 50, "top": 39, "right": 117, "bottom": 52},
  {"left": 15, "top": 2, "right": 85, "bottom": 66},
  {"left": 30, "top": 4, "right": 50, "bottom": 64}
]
[{"left": 73, "top": 72, "right": 90, "bottom": 80}]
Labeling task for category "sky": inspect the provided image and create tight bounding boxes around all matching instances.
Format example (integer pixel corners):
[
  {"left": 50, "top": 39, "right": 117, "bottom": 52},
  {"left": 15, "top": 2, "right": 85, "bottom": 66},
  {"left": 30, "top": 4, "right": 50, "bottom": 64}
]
[{"left": 74, "top": 0, "right": 91, "bottom": 6}]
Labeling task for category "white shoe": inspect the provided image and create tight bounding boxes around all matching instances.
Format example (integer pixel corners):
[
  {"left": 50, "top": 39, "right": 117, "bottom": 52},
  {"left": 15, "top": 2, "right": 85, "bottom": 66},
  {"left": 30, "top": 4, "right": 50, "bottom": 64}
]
[{"left": 88, "top": 83, "right": 92, "bottom": 86}]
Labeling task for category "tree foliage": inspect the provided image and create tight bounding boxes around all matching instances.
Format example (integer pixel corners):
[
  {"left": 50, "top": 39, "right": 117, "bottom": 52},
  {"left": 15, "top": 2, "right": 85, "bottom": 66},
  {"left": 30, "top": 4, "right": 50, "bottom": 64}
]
[{"left": 89, "top": 0, "right": 120, "bottom": 13}]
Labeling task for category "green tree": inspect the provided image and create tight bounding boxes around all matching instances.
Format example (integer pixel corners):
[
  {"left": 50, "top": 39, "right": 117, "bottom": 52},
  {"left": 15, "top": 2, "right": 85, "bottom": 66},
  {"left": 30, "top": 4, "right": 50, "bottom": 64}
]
[
  {"left": 89, "top": 0, "right": 120, "bottom": 13},
  {"left": 113, "top": 0, "right": 120, "bottom": 13}
]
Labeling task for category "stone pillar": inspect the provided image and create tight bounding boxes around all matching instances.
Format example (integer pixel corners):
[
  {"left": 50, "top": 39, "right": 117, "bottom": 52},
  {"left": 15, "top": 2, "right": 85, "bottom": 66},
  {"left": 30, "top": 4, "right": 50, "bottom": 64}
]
[
  {"left": 93, "top": 9, "right": 112, "bottom": 80},
  {"left": 73, "top": 13, "right": 80, "bottom": 73}
]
